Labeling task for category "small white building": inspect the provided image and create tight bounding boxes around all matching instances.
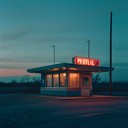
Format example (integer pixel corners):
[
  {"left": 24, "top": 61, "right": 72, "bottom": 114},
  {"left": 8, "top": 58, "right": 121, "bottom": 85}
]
[{"left": 27, "top": 56, "right": 113, "bottom": 96}]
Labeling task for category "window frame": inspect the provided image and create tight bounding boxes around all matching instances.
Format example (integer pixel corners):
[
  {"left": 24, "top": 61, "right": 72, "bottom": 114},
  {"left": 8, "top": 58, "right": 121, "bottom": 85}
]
[
  {"left": 46, "top": 74, "right": 53, "bottom": 87},
  {"left": 53, "top": 74, "right": 59, "bottom": 87},
  {"left": 46, "top": 72, "right": 67, "bottom": 88},
  {"left": 69, "top": 73, "right": 79, "bottom": 88},
  {"left": 60, "top": 73, "right": 66, "bottom": 87}
]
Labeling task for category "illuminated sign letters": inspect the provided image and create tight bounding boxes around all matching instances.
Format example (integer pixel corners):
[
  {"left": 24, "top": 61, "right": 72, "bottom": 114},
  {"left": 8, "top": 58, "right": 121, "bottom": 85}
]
[{"left": 73, "top": 56, "right": 100, "bottom": 66}]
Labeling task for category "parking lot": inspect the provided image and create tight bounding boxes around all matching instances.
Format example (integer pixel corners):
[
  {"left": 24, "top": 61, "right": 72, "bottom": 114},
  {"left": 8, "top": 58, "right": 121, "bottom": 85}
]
[{"left": 0, "top": 94, "right": 128, "bottom": 128}]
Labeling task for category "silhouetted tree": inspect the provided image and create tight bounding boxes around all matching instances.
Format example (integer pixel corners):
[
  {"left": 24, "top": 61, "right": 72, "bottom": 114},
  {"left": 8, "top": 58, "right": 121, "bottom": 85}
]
[
  {"left": 11, "top": 79, "right": 18, "bottom": 83},
  {"left": 20, "top": 74, "right": 30, "bottom": 83},
  {"left": 93, "top": 73, "right": 101, "bottom": 83},
  {"left": 31, "top": 76, "right": 40, "bottom": 83}
]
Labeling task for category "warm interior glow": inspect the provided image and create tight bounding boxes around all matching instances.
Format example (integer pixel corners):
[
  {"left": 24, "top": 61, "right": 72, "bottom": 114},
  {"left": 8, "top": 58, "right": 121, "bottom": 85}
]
[
  {"left": 46, "top": 74, "right": 52, "bottom": 87},
  {"left": 53, "top": 74, "right": 58, "bottom": 77},
  {"left": 46, "top": 73, "right": 66, "bottom": 87},
  {"left": 70, "top": 74, "right": 77, "bottom": 77},
  {"left": 52, "top": 68, "right": 59, "bottom": 71},
  {"left": 62, "top": 73, "right": 66, "bottom": 76},
  {"left": 53, "top": 74, "right": 59, "bottom": 87},
  {"left": 60, "top": 73, "right": 66, "bottom": 87},
  {"left": 68, "top": 68, "right": 77, "bottom": 70},
  {"left": 62, "top": 67, "right": 66, "bottom": 70},
  {"left": 69, "top": 73, "right": 79, "bottom": 88}
]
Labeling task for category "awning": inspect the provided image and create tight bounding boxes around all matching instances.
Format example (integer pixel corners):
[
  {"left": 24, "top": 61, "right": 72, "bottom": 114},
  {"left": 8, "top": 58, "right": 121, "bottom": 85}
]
[{"left": 27, "top": 63, "right": 114, "bottom": 73}]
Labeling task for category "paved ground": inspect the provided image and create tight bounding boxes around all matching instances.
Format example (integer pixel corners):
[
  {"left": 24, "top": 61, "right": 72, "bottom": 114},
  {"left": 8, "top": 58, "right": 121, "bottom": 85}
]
[{"left": 0, "top": 94, "right": 128, "bottom": 128}]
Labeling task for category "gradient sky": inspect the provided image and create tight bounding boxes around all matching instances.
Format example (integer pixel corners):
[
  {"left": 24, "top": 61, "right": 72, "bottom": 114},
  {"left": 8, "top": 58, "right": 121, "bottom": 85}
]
[{"left": 0, "top": 0, "right": 128, "bottom": 82}]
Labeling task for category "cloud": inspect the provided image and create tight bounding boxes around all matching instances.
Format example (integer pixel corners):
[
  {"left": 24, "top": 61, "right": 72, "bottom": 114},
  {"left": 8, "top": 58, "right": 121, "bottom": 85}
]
[
  {"left": 0, "top": 68, "right": 27, "bottom": 77},
  {"left": 0, "top": 44, "right": 11, "bottom": 49},
  {"left": 0, "top": 65, "right": 25, "bottom": 69},
  {"left": 0, "top": 28, "right": 33, "bottom": 41}
]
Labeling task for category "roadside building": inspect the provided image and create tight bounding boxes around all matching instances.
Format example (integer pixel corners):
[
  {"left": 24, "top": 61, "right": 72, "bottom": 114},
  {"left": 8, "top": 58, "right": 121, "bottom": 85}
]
[{"left": 27, "top": 56, "right": 113, "bottom": 96}]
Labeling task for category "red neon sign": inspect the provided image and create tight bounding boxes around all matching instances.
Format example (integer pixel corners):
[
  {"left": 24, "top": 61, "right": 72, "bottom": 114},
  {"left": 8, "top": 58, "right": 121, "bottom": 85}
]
[{"left": 73, "top": 56, "right": 100, "bottom": 66}]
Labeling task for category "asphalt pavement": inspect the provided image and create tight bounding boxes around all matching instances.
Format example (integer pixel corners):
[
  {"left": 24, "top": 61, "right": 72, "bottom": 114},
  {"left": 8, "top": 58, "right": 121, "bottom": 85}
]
[{"left": 0, "top": 94, "right": 128, "bottom": 128}]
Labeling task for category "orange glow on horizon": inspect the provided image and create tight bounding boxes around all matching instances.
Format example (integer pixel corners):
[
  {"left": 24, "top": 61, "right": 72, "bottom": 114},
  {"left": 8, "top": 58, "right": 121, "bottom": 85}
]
[{"left": 0, "top": 68, "right": 28, "bottom": 77}]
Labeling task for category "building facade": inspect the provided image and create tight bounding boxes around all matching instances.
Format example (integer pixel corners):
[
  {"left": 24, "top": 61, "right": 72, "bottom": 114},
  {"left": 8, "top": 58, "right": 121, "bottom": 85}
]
[{"left": 27, "top": 57, "right": 113, "bottom": 96}]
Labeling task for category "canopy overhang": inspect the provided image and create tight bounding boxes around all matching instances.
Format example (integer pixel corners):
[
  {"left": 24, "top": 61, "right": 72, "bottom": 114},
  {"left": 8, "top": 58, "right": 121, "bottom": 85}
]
[{"left": 27, "top": 63, "right": 114, "bottom": 74}]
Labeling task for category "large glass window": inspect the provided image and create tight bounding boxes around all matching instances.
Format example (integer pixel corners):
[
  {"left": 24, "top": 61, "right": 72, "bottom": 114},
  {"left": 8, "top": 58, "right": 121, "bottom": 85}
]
[
  {"left": 46, "top": 73, "right": 66, "bottom": 87},
  {"left": 53, "top": 74, "right": 59, "bottom": 87},
  {"left": 69, "top": 73, "right": 79, "bottom": 88},
  {"left": 46, "top": 74, "right": 52, "bottom": 87},
  {"left": 60, "top": 73, "right": 66, "bottom": 87}
]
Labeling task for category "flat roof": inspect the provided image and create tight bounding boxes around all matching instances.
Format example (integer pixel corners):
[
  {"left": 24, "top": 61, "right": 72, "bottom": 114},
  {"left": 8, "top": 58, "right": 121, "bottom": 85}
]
[{"left": 27, "top": 63, "right": 114, "bottom": 73}]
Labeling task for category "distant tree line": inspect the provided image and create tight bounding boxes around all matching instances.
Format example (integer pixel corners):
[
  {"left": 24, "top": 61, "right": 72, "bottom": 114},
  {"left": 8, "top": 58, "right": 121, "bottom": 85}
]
[
  {"left": 92, "top": 74, "right": 128, "bottom": 94},
  {"left": 0, "top": 74, "right": 128, "bottom": 95},
  {"left": 0, "top": 75, "right": 41, "bottom": 87},
  {"left": 0, "top": 75, "right": 41, "bottom": 94}
]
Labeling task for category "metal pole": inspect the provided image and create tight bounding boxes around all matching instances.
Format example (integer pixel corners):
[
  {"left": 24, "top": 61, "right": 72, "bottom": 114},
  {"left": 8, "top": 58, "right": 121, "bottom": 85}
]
[
  {"left": 51, "top": 45, "right": 55, "bottom": 64},
  {"left": 86, "top": 40, "right": 90, "bottom": 58},
  {"left": 109, "top": 12, "right": 112, "bottom": 96}
]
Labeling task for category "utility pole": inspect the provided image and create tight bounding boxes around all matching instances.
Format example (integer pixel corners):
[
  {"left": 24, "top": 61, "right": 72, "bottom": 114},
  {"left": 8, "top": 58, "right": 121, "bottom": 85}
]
[
  {"left": 109, "top": 11, "right": 113, "bottom": 96},
  {"left": 51, "top": 45, "right": 55, "bottom": 64},
  {"left": 86, "top": 40, "right": 90, "bottom": 58}
]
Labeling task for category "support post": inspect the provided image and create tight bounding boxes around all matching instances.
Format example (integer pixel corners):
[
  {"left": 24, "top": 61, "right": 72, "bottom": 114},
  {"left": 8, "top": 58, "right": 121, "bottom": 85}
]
[
  {"left": 109, "top": 12, "right": 113, "bottom": 96},
  {"left": 86, "top": 40, "right": 90, "bottom": 58},
  {"left": 51, "top": 45, "right": 55, "bottom": 64}
]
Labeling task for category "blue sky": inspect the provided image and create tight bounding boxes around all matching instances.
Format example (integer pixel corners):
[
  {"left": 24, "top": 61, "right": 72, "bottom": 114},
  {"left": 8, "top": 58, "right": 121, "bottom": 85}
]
[{"left": 0, "top": 0, "right": 128, "bottom": 82}]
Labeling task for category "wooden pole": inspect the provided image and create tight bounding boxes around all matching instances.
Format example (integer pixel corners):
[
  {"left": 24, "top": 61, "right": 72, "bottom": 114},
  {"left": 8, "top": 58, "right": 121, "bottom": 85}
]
[{"left": 109, "top": 12, "right": 113, "bottom": 96}]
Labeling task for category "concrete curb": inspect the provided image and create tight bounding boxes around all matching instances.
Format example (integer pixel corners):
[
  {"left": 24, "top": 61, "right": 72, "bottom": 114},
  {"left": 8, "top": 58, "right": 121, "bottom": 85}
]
[{"left": 40, "top": 95, "right": 128, "bottom": 100}]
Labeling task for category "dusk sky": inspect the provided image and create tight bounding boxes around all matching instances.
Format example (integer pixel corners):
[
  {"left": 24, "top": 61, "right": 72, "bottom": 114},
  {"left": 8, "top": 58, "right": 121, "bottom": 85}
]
[{"left": 0, "top": 0, "right": 128, "bottom": 82}]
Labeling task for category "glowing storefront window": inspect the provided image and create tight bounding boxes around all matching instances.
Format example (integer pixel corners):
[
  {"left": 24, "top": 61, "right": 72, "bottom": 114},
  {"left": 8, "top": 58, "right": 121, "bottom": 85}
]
[
  {"left": 60, "top": 73, "right": 66, "bottom": 87},
  {"left": 53, "top": 74, "right": 59, "bottom": 87},
  {"left": 69, "top": 73, "right": 79, "bottom": 88},
  {"left": 46, "top": 74, "right": 52, "bottom": 87}
]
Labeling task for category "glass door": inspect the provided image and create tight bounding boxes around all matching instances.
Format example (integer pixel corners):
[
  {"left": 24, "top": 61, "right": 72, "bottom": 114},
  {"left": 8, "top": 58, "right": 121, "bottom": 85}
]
[
  {"left": 83, "top": 77, "right": 89, "bottom": 87},
  {"left": 81, "top": 75, "right": 91, "bottom": 96}
]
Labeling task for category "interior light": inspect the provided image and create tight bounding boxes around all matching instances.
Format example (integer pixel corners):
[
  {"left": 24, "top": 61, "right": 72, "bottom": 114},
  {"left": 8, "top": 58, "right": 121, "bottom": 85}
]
[{"left": 63, "top": 73, "right": 66, "bottom": 76}]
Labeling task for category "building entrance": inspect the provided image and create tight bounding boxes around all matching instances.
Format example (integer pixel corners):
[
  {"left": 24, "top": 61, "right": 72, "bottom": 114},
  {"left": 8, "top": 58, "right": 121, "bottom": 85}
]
[{"left": 81, "top": 75, "right": 91, "bottom": 96}]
